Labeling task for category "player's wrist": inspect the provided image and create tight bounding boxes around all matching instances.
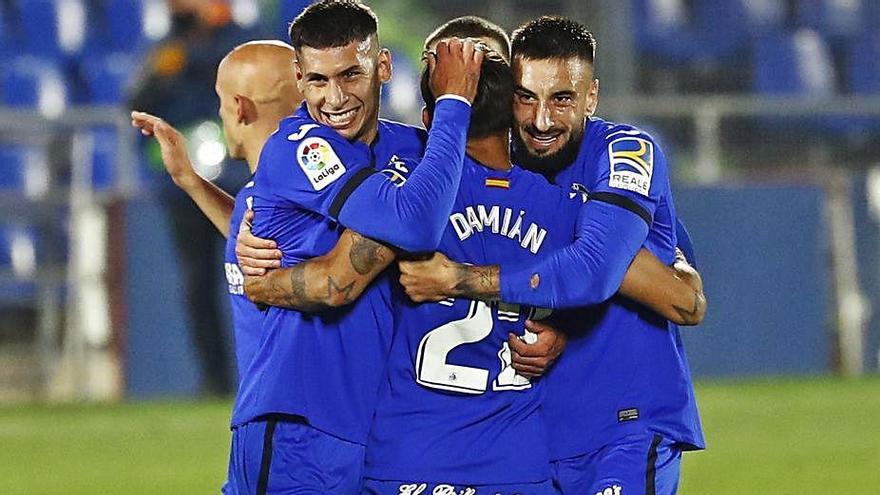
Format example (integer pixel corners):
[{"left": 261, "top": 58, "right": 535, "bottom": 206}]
[
  {"left": 172, "top": 167, "right": 201, "bottom": 191},
  {"left": 435, "top": 94, "right": 472, "bottom": 106}
]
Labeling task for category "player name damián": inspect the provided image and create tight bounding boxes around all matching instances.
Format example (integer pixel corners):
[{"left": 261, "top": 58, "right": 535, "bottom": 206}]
[{"left": 449, "top": 205, "right": 547, "bottom": 254}]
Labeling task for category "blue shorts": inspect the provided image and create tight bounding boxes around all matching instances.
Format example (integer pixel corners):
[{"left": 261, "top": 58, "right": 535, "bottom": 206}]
[
  {"left": 362, "top": 479, "right": 554, "bottom": 495},
  {"left": 224, "top": 416, "right": 365, "bottom": 494},
  {"left": 551, "top": 434, "right": 681, "bottom": 495}
]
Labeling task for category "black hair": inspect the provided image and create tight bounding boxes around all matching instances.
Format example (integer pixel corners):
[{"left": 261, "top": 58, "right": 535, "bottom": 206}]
[
  {"left": 511, "top": 16, "right": 596, "bottom": 64},
  {"left": 288, "top": 0, "right": 378, "bottom": 50},
  {"left": 424, "top": 16, "right": 511, "bottom": 61},
  {"left": 420, "top": 53, "right": 513, "bottom": 140}
]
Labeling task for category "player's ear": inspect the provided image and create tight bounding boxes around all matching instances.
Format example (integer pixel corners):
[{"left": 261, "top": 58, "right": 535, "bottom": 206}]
[
  {"left": 235, "top": 95, "right": 257, "bottom": 125},
  {"left": 378, "top": 48, "right": 392, "bottom": 84},
  {"left": 421, "top": 106, "right": 431, "bottom": 129},
  {"left": 586, "top": 78, "right": 599, "bottom": 116},
  {"left": 294, "top": 59, "right": 305, "bottom": 93}
]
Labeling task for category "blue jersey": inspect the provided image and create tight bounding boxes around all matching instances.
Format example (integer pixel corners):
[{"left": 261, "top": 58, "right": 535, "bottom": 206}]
[
  {"left": 230, "top": 105, "right": 430, "bottom": 445},
  {"left": 224, "top": 179, "right": 263, "bottom": 382},
  {"left": 542, "top": 118, "right": 705, "bottom": 459},
  {"left": 365, "top": 159, "right": 580, "bottom": 485}
]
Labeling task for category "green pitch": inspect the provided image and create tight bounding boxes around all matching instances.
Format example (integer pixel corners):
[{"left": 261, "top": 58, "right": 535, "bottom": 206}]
[{"left": 0, "top": 377, "right": 878, "bottom": 494}]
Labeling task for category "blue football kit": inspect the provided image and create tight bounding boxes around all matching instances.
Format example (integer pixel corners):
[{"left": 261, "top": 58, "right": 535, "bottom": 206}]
[
  {"left": 223, "top": 178, "right": 263, "bottom": 381},
  {"left": 498, "top": 119, "right": 705, "bottom": 494},
  {"left": 227, "top": 98, "right": 471, "bottom": 494},
  {"left": 364, "top": 158, "right": 581, "bottom": 493}
]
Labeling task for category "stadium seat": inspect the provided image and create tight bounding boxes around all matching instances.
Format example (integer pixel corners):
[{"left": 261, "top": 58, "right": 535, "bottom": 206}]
[
  {"left": 797, "top": 0, "right": 867, "bottom": 43},
  {"left": 80, "top": 52, "right": 137, "bottom": 104},
  {"left": 0, "top": 56, "right": 69, "bottom": 118},
  {"left": 753, "top": 29, "right": 836, "bottom": 97},
  {"left": 753, "top": 29, "right": 837, "bottom": 134},
  {"left": 106, "top": 0, "right": 170, "bottom": 53},
  {"left": 0, "top": 224, "right": 39, "bottom": 305},
  {"left": 17, "top": 0, "right": 87, "bottom": 58},
  {"left": 633, "top": 0, "right": 701, "bottom": 63},
  {"left": 70, "top": 127, "right": 117, "bottom": 191},
  {"left": 0, "top": 145, "right": 50, "bottom": 200},
  {"left": 843, "top": 34, "right": 880, "bottom": 136}
]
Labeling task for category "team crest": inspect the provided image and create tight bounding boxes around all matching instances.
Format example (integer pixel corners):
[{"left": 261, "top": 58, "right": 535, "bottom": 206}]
[
  {"left": 608, "top": 137, "right": 653, "bottom": 197},
  {"left": 296, "top": 137, "right": 346, "bottom": 190}
]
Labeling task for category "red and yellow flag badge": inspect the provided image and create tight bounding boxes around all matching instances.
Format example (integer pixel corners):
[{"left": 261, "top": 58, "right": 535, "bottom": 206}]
[{"left": 485, "top": 178, "right": 510, "bottom": 189}]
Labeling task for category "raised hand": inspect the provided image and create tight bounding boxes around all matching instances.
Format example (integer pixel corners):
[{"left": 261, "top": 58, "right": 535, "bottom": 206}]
[{"left": 427, "top": 38, "right": 485, "bottom": 104}]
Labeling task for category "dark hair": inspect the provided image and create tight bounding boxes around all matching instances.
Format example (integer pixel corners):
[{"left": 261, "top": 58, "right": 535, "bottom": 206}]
[
  {"left": 288, "top": 0, "right": 378, "bottom": 50},
  {"left": 420, "top": 53, "right": 513, "bottom": 140},
  {"left": 424, "top": 16, "right": 511, "bottom": 61},
  {"left": 511, "top": 16, "right": 596, "bottom": 64}
]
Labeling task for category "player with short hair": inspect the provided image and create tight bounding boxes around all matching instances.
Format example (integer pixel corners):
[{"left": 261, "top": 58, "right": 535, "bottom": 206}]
[
  {"left": 398, "top": 16, "right": 705, "bottom": 495},
  {"left": 227, "top": 1, "right": 485, "bottom": 493},
  {"left": 131, "top": 39, "right": 303, "bottom": 494},
  {"left": 424, "top": 15, "right": 512, "bottom": 61}
]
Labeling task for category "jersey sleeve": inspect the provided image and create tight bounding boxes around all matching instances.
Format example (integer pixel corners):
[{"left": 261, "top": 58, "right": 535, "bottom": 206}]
[
  {"left": 336, "top": 97, "right": 472, "bottom": 253},
  {"left": 675, "top": 218, "right": 697, "bottom": 268},
  {"left": 253, "top": 122, "right": 373, "bottom": 218},
  {"left": 499, "top": 132, "right": 669, "bottom": 308}
]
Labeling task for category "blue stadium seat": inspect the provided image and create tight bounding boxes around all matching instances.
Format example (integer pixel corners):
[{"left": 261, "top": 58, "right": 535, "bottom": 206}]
[
  {"left": 0, "top": 224, "right": 39, "bottom": 305},
  {"left": 848, "top": 34, "right": 880, "bottom": 95},
  {"left": 17, "top": 0, "right": 87, "bottom": 58},
  {"left": 753, "top": 29, "right": 836, "bottom": 97},
  {"left": 0, "top": 145, "right": 50, "bottom": 199},
  {"left": 71, "top": 127, "right": 118, "bottom": 190},
  {"left": 753, "top": 29, "right": 837, "bottom": 133},
  {"left": 633, "top": 0, "right": 701, "bottom": 63},
  {"left": 843, "top": 34, "right": 880, "bottom": 135},
  {"left": 797, "top": 0, "right": 868, "bottom": 43},
  {"left": 80, "top": 52, "right": 137, "bottom": 104},
  {"left": 106, "top": 0, "right": 169, "bottom": 54},
  {"left": 0, "top": 56, "right": 69, "bottom": 117}
]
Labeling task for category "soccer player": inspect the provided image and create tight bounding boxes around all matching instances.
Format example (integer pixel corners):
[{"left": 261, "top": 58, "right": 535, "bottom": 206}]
[
  {"left": 227, "top": 2, "right": 484, "bottom": 493},
  {"left": 239, "top": 19, "right": 703, "bottom": 494},
  {"left": 130, "top": 40, "right": 303, "bottom": 386},
  {"left": 131, "top": 40, "right": 303, "bottom": 493},
  {"left": 398, "top": 17, "right": 705, "bottom": 495}
]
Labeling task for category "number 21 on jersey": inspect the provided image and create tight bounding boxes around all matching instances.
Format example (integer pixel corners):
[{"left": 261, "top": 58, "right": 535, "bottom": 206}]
[{"left": 415, "top": 300, "right": 534, "bottom": 395}]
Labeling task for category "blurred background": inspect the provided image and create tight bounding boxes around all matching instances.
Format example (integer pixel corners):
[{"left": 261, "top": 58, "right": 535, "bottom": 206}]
[{"left": 0, "top": 0, "right": 878, "bottom": 493}]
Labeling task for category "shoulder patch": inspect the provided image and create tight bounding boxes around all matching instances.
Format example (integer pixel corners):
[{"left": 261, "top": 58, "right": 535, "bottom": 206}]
[
  {"left": 296, "top": 137, "right": 346, "bottom": 191},
  {"left": 608, "top": 136, "right": 653, "bottom": 197}
]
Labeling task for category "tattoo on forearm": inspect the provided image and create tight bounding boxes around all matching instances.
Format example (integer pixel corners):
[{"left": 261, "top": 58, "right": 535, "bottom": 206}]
[
  {"left": 453, "top": 264, "right": 500, "bottom": 301},
  {"left": 327, "top": 276, "right": 356, "bottom": 306},
  {"left": 348, "top": 233, "right": 390, "bottom": 275},
  {"left": 280, "top": 264, "right": 327, "bottom": 312}
]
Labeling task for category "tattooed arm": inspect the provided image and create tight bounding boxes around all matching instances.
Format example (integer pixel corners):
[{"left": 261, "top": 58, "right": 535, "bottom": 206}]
[
  {"left": 399, "top": 248, "right": 706, "bottom": 326},
  {"left": 244, "top": 229, "right": 395, "bottom": 311}
]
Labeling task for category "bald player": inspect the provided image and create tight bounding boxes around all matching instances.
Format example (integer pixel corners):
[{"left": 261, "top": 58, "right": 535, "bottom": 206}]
[
  {"left": 132, "top": 40, "right": 301, "bottom": 380},
  {"left": 132, "top": 39, "right": 302, "bottom": 494}
]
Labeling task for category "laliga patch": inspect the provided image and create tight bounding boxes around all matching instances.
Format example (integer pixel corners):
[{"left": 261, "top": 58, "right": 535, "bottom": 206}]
[
  {"left": 608, "top": 137, "right": 653, "bottom": 197},
  {"left": 296, "top": 137, "right": 346, "bottom": 190}
]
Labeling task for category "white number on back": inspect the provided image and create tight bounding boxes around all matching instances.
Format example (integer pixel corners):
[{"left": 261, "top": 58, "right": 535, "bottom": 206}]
[{"left": 415, "top": 300, "right": 536, "bottom": 394}]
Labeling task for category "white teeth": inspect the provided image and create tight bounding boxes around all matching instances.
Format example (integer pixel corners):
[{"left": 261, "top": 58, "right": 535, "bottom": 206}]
[{"left": 325, "top": 108, "right": 357, "bottom": 125}]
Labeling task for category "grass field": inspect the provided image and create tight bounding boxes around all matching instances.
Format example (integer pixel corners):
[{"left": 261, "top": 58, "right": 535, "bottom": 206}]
[{"left": 1, "top": 377, "right": 878, "bottom": 494}]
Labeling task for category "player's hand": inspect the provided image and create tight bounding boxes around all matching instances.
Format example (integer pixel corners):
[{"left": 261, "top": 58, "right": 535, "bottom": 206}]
[
  {"left": 509, "top": 319, "right": 567, "bottom": 378},
  {"left": 130, "top": 111, "right": 198, "bottom": 188},
  {"left": 399, "top": 252, "right": 459, "bottom": 302},
  {"left": 235, "top": 209, "right": 282, "bottom": 276},
  {"left": 427, "top": 38, "right": 484, "bottom": 104}
]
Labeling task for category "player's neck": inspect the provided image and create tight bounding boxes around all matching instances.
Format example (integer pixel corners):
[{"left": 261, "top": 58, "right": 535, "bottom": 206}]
[
  {"left": 466, "top": 133, "right": 511, "bottom": 171},
  {"left": 244, "top": 129, "right": 275, "bottom": 173}
]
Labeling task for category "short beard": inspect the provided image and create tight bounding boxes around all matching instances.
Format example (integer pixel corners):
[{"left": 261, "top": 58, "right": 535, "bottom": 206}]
[{"left": 512, "top": 128, "right": 584, "bottom": 182}]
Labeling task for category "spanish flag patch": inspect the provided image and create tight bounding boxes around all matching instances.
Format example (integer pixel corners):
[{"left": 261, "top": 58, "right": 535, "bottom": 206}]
[{"left": 485, "top": 178, "right": 510, "bottom": 189}]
